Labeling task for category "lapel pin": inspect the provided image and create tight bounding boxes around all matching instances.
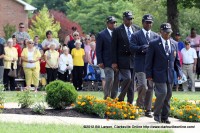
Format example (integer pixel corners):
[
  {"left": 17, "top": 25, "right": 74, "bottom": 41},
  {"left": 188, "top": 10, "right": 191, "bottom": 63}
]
[{"left": 159, "top": 42, "right": 161, "bottom": 45}]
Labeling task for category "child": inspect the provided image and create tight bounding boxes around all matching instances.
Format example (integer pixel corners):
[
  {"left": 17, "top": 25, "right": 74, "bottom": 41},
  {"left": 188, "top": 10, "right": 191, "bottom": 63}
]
[{"left": 40, "top": 50, "right": 47, "bottom": 88}]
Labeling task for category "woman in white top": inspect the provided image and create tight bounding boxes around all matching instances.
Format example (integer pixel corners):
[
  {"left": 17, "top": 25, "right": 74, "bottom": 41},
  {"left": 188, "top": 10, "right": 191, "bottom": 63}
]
[
  {"left": 58, "top": 46, "right": 73, "bottom": 82},
  {"left": 41, "top": 30, "right": 60, "bottom": 50}
]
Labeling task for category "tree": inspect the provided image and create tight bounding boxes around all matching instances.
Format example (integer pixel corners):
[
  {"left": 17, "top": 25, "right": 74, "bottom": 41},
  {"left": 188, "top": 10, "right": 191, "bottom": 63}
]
[
  {"left": 49, "top": 10, "right": 83, "bottom": 43},
  {"left": 28, "top": 6, "right": 61, "bottom": 42},
  {"left": 167, "top": 0, "right": 200, "bottom": 37},
  {"left": 31, "top": 0, "right": 69, "bottom": 14}
]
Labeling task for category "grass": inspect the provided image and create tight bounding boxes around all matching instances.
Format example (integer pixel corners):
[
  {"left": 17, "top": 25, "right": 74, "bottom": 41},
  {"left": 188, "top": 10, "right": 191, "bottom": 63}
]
[
  {"left": 0, "top": 122, "right": 172, "bottom": 133},
  {"left": 2, "top": 91, "right": 200, "bottom": 103}
]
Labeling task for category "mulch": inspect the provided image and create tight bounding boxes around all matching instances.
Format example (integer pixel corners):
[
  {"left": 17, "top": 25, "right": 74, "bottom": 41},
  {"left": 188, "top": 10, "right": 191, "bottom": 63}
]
[{"left": 2, "top": 108, "right": 99, "bottom": 118}]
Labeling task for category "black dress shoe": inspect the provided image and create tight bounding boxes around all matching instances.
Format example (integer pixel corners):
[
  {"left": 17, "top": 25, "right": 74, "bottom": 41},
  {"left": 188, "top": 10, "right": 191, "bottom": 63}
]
[
  {"left": 145, "top": 112, "right": 153, "bottom": 118},
  {"left": 154, "top": 116, "right": 161, "bottom": 123},
  {"left": 161, "top": 119, "right": 171, "bottom": 124}
]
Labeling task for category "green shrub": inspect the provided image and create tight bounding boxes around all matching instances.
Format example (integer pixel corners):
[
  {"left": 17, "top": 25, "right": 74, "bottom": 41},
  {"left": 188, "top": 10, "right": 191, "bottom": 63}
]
[
  {"left": 3, "top": 24, "right": 16, "bottom": 40},
  {"left": 45, "top": 80, "right": 78, "bottom": 109},
  {"left": 17, "top": 90, "right": 34, "bottom": 108}
]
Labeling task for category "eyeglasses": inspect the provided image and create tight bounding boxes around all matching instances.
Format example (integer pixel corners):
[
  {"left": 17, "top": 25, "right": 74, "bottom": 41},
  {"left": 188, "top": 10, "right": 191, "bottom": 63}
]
[{"left": 20, "top": 27, "right": 24, "bottom": 28}]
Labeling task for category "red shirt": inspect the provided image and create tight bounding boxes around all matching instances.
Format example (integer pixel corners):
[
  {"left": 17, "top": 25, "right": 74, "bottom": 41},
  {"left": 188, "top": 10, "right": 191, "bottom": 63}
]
[
  {"left": 40, "top": 59, "right": 46, "bottom": 74},
  {"left": 13, "top": 44, "right": 22, "bottom": 57}
]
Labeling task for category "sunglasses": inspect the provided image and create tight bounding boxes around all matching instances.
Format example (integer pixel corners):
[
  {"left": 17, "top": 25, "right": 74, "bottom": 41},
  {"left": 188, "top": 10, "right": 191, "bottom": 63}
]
[
  {"left": 20, "top": 27, "right": 24, "bottom": 28},
  {"left": 29, "top": 42, "right": 34, "bottom": 44},
  {"left": 74, "top": 34, "right": 79, "bottom": 36}
]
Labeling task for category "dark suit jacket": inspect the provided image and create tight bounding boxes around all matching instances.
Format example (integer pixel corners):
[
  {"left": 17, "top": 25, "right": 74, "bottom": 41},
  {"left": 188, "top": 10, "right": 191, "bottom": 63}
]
[
  {"left": 130, "top": 29, "right": 159, "bottom": 72},
  {"left": 67, "top": 40, "right": 84, "bottom": 53},
  {"left": 145, "top": 37, "right": 181, "bottom": 83},
  {"left": 96, "top": 28, "right": 113, "bottom": 67},
  {"left": 112, "top": 24, "right": 140, "bottom": 69}
]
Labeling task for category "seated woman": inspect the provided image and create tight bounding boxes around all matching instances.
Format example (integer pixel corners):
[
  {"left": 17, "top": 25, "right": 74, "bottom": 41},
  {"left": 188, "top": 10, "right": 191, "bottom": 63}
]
[
  {"left": 58, "top": 46, "right": 73, "bottom": 82},
  {"left": 21, "top": 39, "right": 41, "bottom": 91},
  {"left": 44, "top": 42, "right": 59, "bottom": 84},
  {"left": 3, "top": 38, "right": 18, "bottom": 91}
]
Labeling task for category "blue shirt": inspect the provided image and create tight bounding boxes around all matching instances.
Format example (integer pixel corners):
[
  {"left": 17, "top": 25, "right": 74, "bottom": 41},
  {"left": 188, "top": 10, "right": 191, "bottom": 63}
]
[{"left": 178, "top": 41, "right": 184, "bottom": 51}]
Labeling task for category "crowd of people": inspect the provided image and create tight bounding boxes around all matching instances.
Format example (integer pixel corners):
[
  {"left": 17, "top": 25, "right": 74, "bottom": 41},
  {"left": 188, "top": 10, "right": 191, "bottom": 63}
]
[{"left": 0, "top": 11, "right": 200, "bottom": 124}]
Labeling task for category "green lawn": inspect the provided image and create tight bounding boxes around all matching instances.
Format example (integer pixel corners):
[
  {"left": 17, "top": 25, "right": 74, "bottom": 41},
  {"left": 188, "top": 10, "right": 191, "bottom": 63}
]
[
  {"left": 2, "top": 91, "right": 200, "bottom": 103},
  {"left": 0, "top": 122, "right": 172, "bottom": 133}
]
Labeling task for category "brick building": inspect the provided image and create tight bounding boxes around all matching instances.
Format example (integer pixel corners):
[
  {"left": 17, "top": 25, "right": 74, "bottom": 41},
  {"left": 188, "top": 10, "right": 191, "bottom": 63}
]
[{"left": 0, "top": 0, "right": 36, "bottom": 37}]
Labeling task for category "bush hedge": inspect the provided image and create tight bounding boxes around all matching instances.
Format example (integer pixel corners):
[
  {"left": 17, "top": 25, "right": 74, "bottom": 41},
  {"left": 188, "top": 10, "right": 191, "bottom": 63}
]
[{"left": 45, "top": 80, "right": 78, "bottom": 109}]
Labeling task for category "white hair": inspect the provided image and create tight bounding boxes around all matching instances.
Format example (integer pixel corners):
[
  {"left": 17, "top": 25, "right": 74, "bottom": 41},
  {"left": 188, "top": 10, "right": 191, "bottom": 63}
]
[
  {"left": 48, "top": 42, "right": 56, "bottom": 48},
  {"left": 63, "top": 46, "right": 69, "bottom": 51},
  {"left": 74, "top": 40, "right": 82, "bottom": 46},
  {"left": 7, "top": 38, "right": 13, "bottom": 43}
]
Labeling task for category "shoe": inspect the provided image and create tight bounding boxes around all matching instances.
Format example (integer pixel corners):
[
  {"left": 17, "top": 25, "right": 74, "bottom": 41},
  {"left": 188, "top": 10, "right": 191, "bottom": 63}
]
[
  {"left": 145, "top": 112, "right": 153, "bottom": 118},
  {"left": 154, "top": 116, "right": 161, "bottom": 123},
  {"left": 161, "top": 119, "right": 171, "bottom": 124}
]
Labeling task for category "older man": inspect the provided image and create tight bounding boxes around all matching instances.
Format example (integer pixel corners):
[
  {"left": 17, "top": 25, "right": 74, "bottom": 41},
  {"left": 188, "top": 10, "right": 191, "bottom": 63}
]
[
  {"left": 145, "top": 23, "right": 181, "bottom": 124},
  {"left": 96, "top": 16, "right": 119, "bottom": 99},
  {"left": 112, "top": 11, "right": 140, "bottom": 104},
  {"left": 130, "top": 14, "right": 159, "bottom": 117},
  {"left": 181, "top": 40, "right": 197, "bottom": 92},
  {"left": 13, "top": 22, "right": 30, "bottom": 45}
]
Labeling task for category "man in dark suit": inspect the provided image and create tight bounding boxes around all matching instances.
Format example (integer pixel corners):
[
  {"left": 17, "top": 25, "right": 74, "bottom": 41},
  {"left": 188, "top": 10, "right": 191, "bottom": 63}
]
[
  {"left": 112, "top": 11, "right": 140, "bottom": 104},
  {"left": 96, "top": 16, "right": 119, "bottom": 99},
  {"left": 145, "top": 23, "right": 181, "bottom": 124},
  {"left": 130, "top": 14, "right": 159, "bottom": 117}
]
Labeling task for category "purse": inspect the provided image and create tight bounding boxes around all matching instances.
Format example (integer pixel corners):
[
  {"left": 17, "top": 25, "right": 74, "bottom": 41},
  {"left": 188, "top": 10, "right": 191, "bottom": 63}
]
[{"left": 8, "top": 69, "right": 17, "bottom": 78}]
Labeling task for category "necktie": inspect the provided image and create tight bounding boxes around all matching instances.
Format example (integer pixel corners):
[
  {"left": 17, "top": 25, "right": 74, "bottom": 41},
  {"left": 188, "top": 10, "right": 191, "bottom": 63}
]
[
  {"left": 127, "top": 27, "right": 131, "bottom": 41},
  {"left": 146, "top": 31, "right": 150, "bottom": 43},
  {"left": 110, "top": 31, "right": 113, "bottom": 37},
  {"left": 165, "top": 41, "right": 170, "bottom": 55}
]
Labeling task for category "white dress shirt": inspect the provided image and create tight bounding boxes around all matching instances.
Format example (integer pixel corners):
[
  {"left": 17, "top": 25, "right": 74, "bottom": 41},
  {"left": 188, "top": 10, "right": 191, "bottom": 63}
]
[
  {"left": 181, "top": 47, "right": 197, "bottom": 64},
  {"left": 124, "top": 25, "right": 133, "bottom": 35},
  {"left": 161, "top": 36, "right": 171, "bottom": 53},
  {"left": 107, "top": 28, "right": 113, "bottom": 37},
  {"left": 142, "top": 28, "right": 151, "bottom": 39}
]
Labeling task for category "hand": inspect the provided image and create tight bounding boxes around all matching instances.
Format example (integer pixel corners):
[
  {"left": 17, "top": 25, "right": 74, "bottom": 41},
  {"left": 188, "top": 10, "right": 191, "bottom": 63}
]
[
  {"left": 98, "top": 63, "right": 104, "bottom": 69},
  {"left": 141, "top": 45, "right": 149, "bottom": 53},
  {"left": 147, "top": 77, "right": 153, "bottom": 81},
  {"left": 178, "top": 76, "right": 181, "bottom": 80},
  {"left": 112, "top": 63, "right": 118, "bottom": 71},
  {"left": 193, "top": 66, "right": 196, "bottom": 73}
]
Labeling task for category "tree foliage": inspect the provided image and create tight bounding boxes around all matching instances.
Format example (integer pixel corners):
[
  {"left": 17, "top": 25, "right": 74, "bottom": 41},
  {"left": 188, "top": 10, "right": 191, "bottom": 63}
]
[
  {"left": 31, "top": 0, "right": 69, "bottom": 13},
  {"left": 28, "top": 6, "right": 61, "bottom": 42}
]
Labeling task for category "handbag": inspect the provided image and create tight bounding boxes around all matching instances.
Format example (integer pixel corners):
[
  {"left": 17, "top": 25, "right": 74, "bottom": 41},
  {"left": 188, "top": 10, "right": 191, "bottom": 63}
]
[{"left": 8, "top": 69, "right": 17, "bottom": 78}]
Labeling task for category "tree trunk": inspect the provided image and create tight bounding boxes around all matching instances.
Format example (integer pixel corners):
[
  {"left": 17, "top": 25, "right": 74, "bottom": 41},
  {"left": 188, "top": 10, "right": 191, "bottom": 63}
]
[{"left": 167, "top": 0, "right": 179, "bottom": 38}]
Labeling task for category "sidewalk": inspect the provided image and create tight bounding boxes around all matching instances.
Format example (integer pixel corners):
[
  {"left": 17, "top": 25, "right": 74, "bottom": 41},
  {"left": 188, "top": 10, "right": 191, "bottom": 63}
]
[{"left": 0, "top": 103, "right": 199, "bottom": 133}]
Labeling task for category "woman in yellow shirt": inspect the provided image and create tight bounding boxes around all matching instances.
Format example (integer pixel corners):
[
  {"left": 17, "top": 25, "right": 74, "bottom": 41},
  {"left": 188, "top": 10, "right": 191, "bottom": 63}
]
[
  {"left": 21, "top": 39, "right": 41, "bottom": 91},
  {"left": 71, "top": 40, "right": 85, "bottom": 90},
  {"left": 44, "top": 42, "right": 59, "bottom": 84},
  {"left": 3, "top": 38, "right": 18, "bottom": 91}
]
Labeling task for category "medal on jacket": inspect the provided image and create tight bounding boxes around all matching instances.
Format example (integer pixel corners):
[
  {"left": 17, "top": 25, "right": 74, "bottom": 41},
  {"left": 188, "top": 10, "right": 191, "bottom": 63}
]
[{"left": 174, "top": 51, "right": 176, "bottom": 57}]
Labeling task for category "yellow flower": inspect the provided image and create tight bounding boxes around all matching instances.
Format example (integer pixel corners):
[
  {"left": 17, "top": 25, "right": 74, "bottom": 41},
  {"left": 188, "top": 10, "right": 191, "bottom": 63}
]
[
  {"left": 77, "top": 102, "right": 81, "bottom": 105},
  {"left": 89, "top": 101, "right": 93, "bottom": 105},
  {"left": 130, "top": 116, "right": 135, "bottom": 119},
  {"left": 198, "top": 116, "right": 200, "bottom": 119},
  {"left": 106, "top": 112, "right": 110, "bottom": 115},
  {"left": 0, "top": 105, "right": 4, "bottom": 109},
  {"left": 71, "top": 103, "right": 75, "bottom": 106},
  {"left": 112, "top": 112, "right": 116, "bottom": 115},
  {"left": 123, "top": 114, "right": 127, "bottom": 118},
  {"left": 189, "top": 116, "right": 193, "bottom": 119},
  {"left": 170, "top": 107, "right": 174, "bottom": 111},
  {"left": 139, "top": 109, "right": 143, "bottom": 113},
  {"left": 179, "top": 111, "right": 183, "bottom": 116},
  {"left": 78, "top": 96, "right": 82, "bottom": 100},
  {"left": 81, "top": 102, "right": 86, "bottom": 106}
]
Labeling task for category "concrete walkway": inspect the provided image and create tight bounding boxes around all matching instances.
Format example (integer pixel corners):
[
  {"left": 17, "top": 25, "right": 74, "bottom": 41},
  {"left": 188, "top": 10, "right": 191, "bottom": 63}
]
[{"left": 0, "top": 103, "right": 199, "bottom": 133}]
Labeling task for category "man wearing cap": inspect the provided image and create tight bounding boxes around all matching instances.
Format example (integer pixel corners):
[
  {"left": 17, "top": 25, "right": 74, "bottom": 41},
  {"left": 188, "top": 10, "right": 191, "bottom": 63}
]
[
  {"left": 181, "top": 40, "right": 197, "bottom": 92},
  {"left": 145, "top": 23, "right": 181, "bottom": 124},
  {"left": 112, "top": 11, "right": 140, "bottom": 104},
  {"left": 96, "top": 16, "right": 119, "bottom": 99},
  {"left": 130, "top": 14, "right": 159, "bottom": 117}
]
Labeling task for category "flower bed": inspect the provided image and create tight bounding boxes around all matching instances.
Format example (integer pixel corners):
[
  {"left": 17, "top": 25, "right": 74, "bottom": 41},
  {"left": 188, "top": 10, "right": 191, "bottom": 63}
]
[
  {"left": 74, "top": 95, "right": 144, "bottom": 120},
  {"left": 152, "top": 97, "right": 200, "bottom": 122}
]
